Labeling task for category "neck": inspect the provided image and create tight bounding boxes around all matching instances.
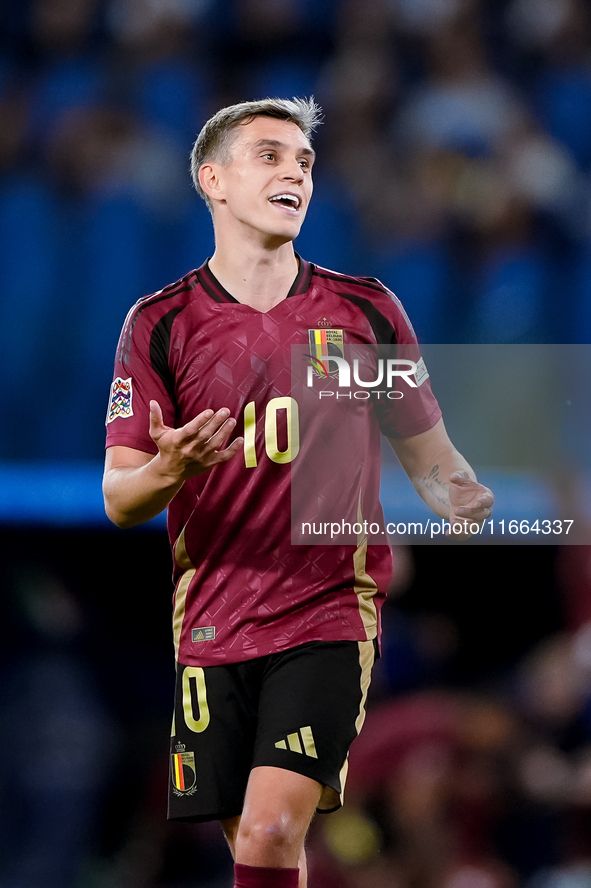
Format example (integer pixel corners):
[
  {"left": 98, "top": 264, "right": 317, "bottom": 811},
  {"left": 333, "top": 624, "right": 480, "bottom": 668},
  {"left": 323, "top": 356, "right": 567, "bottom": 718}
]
[{"left": 208, "top": 234, "right": 299, "bottom": 312}]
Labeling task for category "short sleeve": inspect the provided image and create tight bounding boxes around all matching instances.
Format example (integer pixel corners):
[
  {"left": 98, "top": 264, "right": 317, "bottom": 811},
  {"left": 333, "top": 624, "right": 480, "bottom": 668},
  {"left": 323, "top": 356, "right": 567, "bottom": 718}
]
[
  {"left": 105, "top": 302, "right": 176, "bottom": 454},
  {"left": 370, "top": 287, "right": 442, "bottom": 439}
]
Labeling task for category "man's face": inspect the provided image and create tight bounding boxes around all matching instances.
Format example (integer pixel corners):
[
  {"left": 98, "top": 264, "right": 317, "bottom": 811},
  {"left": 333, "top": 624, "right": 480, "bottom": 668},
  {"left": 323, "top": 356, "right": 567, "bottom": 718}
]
[{"left": 208, "top": 115, "right": 315, "bottom": 244}]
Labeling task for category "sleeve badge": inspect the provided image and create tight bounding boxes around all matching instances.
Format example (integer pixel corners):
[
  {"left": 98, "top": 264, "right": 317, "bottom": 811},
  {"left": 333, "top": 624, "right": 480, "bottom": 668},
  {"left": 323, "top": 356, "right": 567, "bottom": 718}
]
[
  {"left": 106, "top": 377, "right": 134, "bottom": 424},
  {"left": 414, "top": 357, "right": 429, "bottom": 387}
]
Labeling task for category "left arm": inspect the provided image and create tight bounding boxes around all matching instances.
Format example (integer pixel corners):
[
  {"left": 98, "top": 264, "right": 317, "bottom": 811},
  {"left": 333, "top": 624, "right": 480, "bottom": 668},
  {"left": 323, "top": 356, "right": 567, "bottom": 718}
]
[{"left": 389, "top": 417, "right": 494, "bottom": 538}]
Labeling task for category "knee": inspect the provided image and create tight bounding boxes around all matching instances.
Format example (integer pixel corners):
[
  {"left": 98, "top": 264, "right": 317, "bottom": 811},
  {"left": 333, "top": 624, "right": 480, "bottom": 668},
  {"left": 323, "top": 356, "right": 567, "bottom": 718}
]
[
  {"left": 221, "top": 815, "right": 241, "bottom": 856},
  {"left": 236, "top": 816, "right": 295, "bottom": 856}
]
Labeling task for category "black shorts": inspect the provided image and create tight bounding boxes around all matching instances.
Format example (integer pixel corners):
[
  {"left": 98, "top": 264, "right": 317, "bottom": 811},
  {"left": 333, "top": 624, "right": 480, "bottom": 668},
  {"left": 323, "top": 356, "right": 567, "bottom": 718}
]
[{"left": 167, "top": 639, "right": 376, "bottom": 822}]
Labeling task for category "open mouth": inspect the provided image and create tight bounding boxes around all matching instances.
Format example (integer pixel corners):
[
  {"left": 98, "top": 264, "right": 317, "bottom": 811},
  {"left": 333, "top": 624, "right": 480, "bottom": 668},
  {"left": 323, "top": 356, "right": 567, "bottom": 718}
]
[{"left": 268, "top": 193, "right": 302, "bottom": 211}]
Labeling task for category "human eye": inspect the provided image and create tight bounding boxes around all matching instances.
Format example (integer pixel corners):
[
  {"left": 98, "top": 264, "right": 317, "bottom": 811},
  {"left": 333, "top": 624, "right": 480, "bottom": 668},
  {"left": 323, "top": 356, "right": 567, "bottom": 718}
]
[
  {"left": 298, "top": 157, "right": 312, "bottom": 170},
  {"left": 261, "top": 152, "right": 276, "bottom": 162}
]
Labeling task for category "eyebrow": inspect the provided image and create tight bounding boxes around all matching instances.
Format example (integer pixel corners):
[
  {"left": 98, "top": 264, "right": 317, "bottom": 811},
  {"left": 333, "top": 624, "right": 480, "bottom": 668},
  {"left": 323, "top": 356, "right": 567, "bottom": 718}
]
[{"left": 250, "top": 138, "right": 316, "bottom": 159}]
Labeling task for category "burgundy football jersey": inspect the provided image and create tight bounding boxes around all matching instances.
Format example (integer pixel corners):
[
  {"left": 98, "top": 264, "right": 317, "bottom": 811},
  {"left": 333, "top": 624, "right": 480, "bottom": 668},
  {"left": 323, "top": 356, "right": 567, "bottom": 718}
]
[{"left": 105, "top": 258, "right": 441, "bottom": 666}]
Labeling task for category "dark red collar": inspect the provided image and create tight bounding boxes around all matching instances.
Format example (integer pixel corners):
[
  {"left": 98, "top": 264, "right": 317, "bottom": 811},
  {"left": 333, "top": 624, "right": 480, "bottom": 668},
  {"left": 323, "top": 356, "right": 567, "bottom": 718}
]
[{"left": 196, "top": 254, "right": 313, "bottom": 304}]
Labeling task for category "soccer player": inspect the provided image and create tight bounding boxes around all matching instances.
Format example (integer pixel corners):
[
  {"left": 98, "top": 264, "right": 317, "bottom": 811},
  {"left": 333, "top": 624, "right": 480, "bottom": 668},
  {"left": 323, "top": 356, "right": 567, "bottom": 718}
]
[{"left": 103, "top": 98, "right": 493, "bottom": 888}]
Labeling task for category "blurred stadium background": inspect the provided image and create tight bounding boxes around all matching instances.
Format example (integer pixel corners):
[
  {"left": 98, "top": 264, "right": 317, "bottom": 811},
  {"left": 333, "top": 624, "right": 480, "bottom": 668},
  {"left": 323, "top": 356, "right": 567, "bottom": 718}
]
[{"left": 2, "top": 0, "right": 591, "bottom": 885}]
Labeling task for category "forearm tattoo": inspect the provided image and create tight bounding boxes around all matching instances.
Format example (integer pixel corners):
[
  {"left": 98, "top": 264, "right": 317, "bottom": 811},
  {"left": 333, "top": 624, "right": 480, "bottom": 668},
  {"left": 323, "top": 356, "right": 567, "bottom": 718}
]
[{"left": 416, "top": 464, "right": 450, "bottom": 508}]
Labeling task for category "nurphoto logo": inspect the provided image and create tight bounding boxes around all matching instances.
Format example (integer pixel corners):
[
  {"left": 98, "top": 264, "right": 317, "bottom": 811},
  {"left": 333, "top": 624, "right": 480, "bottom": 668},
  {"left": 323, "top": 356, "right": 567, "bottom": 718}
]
[{"left": 303, "top": 353, "right": 430, "bottom": 401}]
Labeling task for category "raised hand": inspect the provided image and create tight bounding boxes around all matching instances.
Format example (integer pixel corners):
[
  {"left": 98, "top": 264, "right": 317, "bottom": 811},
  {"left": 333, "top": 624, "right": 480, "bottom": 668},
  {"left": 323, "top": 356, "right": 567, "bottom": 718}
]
[{"left": 149, "top": 400, "right": 244, "bottom": 480}]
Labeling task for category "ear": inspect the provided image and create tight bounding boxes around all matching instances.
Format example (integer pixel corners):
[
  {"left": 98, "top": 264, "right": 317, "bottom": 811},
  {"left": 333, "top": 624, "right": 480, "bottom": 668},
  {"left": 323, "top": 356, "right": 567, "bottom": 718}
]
[{"left": 199, "top": 162, "right": 225, "bottom": 205}]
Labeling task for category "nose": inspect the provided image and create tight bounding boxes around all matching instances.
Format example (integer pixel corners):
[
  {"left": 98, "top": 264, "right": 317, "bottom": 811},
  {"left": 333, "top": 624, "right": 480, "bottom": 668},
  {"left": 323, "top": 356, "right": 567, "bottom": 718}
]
[{"left": 280, "top": 157, "right": 304, "bottom": 183}]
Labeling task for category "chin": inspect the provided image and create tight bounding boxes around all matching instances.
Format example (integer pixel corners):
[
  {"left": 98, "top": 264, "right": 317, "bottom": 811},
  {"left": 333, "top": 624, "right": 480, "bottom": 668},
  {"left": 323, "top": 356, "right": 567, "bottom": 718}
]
[
  {"left": 263, "top": 224, "right": 302, "bottom": 246},
  {"left": 261, "top": 211, "right": 306, "bottom": 241}
]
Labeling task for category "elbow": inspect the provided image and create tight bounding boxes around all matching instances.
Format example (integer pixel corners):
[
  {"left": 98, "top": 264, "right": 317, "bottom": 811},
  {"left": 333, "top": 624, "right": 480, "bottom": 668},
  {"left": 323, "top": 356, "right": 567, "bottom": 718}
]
[
  {"left": 102, "top": 473, "right": 140, "bottom": 529},
  {"left": 103, "top": 497, "right": 139, "bottom": 530},
  {"left": 104, "top": 508, "right": 132, "bottom": 530},
  {"left": 111, "top": 514, "right": 139, "bottom": 530}
]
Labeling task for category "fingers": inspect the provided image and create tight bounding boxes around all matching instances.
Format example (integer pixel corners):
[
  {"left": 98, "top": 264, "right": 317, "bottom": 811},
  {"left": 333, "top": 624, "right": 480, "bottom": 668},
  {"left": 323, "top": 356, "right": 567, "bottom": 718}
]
[
  {"left": 185, "top": 410, "right": 244, "bottom": 473},
  {"left": 450, "top": 473, "right": 494, "bottom": 510},
  {"left": 449, "top": 471, "right": 471, "bottom": 484},
  {"left": 154, "top": 405, "right": 243, "bottom": 476},
  {"left": 149, "top": 399, "right": 165, "bottom": 435},
  {"left": 448, "top": 472, "right": 494, "bottom": 537},
  {"left": 198, "top": 412, "right": 239, "bottom": 455},
  {"left": 175, "top": 408, "right": 234, "bottom": 450},
  {"left": 211, "top": 433, "right": 245, "bottom": 463},
  {"left": 449, "top": 472, "right": 491, "bottom": 498},
  {"left": 453, "top": 504, "right": 493, "bottom": 522},
  {"left": 453, "top": 491, "right": 494, "bottom": 515},
  {"left": 447, "top": 506, "right": 491, "bottom": 538},
  {"left": 453, "top": 498, "right": 494, "bottom": 523},
  {"left": 180, "top": 407, "right": 215, "bottom": 435}
]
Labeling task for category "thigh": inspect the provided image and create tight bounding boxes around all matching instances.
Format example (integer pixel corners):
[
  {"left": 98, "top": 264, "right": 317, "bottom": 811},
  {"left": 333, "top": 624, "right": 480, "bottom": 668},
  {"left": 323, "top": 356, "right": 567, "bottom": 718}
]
[
  {"left": 168, "top": 659, "right": 262, "bottom": 822},
  {"left": 252, "top": 640, "right": 375, "bottom": 812}
]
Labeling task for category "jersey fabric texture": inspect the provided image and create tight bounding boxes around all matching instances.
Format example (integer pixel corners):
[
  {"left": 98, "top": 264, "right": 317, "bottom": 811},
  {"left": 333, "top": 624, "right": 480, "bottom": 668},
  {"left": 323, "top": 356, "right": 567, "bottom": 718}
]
[
  {"left": 168, "top": 639, "right": 375, "bottom": 822},
  {"left": 105, "top": 257, "right": 442, "bottom": 668}
]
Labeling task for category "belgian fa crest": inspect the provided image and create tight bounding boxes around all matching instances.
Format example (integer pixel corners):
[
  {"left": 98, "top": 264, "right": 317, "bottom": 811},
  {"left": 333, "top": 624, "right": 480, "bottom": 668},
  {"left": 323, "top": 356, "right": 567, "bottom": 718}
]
[
  {"left": 171, "top": 742, "right": 197, "bottom": 796},
  {"left": 306, "top": 328, "right": 344, "bottom": 377}
]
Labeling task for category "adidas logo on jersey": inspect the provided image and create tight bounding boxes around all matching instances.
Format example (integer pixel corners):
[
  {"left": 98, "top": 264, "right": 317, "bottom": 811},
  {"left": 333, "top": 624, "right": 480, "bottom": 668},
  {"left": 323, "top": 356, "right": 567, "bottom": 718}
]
[{"left": 275, "top": 726, "right": 318, "bottom": 758}]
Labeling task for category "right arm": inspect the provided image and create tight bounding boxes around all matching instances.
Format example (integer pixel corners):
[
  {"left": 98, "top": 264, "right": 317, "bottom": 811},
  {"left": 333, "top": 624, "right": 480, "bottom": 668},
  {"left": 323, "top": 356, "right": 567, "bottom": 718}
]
[{"left": 103, "top": 400, "right": 243, "bottom": 528}]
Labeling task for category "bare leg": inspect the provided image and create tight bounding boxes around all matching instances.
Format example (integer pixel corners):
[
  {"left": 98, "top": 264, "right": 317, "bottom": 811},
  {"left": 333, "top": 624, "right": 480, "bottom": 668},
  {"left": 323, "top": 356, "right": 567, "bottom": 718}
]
[
  {"left": 222, "top": 813, "right": 241, "bottom": 858},
  {"left": 221, "top": 766, "right": 320, "bottom": 888}
]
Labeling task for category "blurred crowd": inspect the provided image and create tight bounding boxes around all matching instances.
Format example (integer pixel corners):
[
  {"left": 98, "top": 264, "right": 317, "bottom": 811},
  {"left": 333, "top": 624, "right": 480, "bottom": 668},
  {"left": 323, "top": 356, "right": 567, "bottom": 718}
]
[{"left": 1, "top": 0, "right": 591, "bottom": 459}]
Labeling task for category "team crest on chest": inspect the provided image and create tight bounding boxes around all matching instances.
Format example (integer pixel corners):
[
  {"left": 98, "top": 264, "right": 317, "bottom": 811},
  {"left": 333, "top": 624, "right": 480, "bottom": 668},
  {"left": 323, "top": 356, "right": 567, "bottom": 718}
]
[
  {"left": 306, "top": 328, "right": 344, "bottom": 377},
  {"left": 106, "top": 377, "right": 133, "bottom": 423}
]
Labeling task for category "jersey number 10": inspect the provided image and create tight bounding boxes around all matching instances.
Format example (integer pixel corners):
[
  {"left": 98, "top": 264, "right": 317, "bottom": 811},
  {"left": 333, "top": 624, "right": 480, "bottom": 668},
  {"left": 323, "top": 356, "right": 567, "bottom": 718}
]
[{"left": 243, "top": 396, "right": 300, "bottom": 468}]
